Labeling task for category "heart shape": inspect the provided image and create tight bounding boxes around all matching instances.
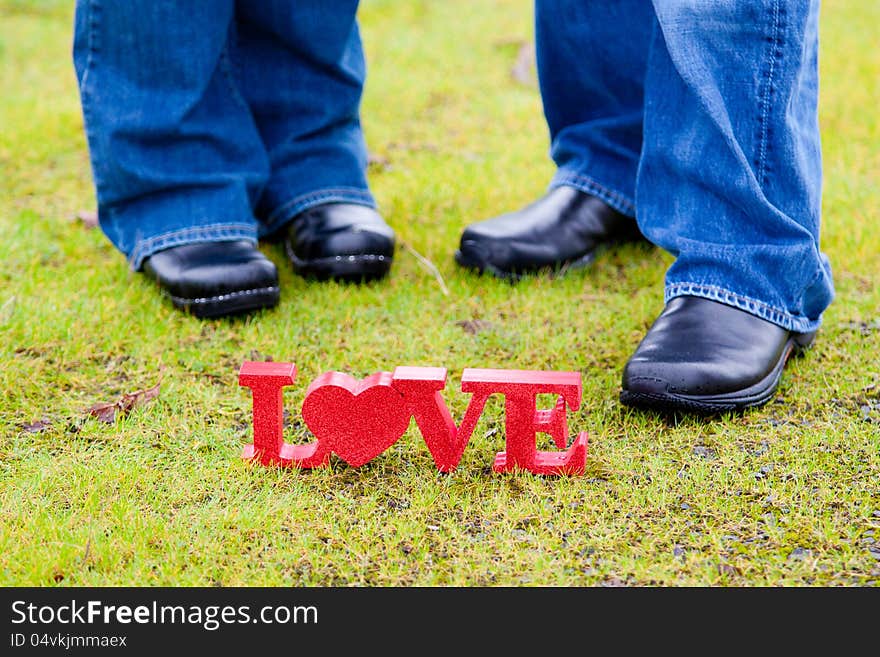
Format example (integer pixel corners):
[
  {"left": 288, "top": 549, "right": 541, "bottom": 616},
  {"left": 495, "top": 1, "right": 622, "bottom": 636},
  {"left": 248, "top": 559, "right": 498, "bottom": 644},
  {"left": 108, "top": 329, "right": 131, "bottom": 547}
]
[{"left": 301, "top": 371, "right": 411, "bottom": 467}]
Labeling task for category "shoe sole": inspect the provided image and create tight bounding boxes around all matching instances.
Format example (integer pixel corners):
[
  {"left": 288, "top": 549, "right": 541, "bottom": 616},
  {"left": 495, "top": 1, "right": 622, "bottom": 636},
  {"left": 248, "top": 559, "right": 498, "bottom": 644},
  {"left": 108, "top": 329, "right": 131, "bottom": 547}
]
[
  {"left": 286, "top": 242, "right": 392, "bottom": 282},
  {"left": 168, "top": 286, "right": 280, "bottom": 319},
  {"left": 454, "top": 247, "right": 597, "bottom": 281},
  {"left": 619, "top": 331, "right": 816, "bottom": 415}
]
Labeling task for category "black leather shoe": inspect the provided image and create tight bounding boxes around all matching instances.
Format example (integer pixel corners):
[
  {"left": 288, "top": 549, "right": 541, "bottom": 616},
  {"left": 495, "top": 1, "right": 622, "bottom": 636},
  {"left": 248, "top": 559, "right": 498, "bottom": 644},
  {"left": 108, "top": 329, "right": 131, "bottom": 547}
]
[
  {"left": 142, "top": 241, "right": 280, "bottom": 319},
  {"left": 284, "top": 203, "right": 395, "bottom": 281},
  {"left": 620, "top": 296, "right": 815, "bottom": 414},
  {"left": 455, "top": 186, "right": 644, "bottom": 279}
]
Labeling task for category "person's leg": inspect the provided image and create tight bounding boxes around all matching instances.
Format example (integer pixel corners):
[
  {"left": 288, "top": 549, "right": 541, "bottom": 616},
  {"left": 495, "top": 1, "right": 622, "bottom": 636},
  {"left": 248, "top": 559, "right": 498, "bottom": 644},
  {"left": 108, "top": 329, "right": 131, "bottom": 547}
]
[
  {"left": 74, "top": 0, "right": 269, "bottom": 269},
  {"left": 455, "top": 0, "right": 652, "bottom": 278},
  {"left": 539, "top": 0, "right": 652, "bottom": 216},
  {"left": 232, "top": 1, "right": 393, "bottom": 280},
  {"left": 73, "top": 0, "right": 279, "bottom": 317},
  {"left": 621, "top": 0, "right": 834, "bottom": 413}
]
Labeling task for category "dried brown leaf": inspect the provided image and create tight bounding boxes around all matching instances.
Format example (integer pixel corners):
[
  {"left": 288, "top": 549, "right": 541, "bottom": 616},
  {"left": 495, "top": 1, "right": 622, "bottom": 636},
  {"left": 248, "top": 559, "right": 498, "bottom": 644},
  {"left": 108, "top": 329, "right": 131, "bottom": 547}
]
[
  {"left": 87, "top": 402, "right": 118, "bottom": 424},
  {"left": 86, "top": 381, "right": 161, "bottom": 424},
  {"left": 455, "top": 319, "right": 496, "bottom": 335},
  {"left": 119, "top": 382, "right": 160, "bottom": 413},
  {"left": 20, "top": 418, "right": 52, "bottom": 433}
]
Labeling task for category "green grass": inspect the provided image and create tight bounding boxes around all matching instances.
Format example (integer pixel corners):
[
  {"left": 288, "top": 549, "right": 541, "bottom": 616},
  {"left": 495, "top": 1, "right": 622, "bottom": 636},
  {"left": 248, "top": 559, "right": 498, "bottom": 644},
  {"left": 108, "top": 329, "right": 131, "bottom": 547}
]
[{"left": 1, "top": 0, "right": 878, "bottom": 586}]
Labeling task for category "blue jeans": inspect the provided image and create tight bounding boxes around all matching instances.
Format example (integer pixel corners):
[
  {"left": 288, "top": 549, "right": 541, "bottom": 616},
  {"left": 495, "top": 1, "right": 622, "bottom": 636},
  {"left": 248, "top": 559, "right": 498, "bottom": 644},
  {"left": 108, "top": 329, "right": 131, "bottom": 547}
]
[
  {"left": 537, "top": 0, "right": 833, "bottom": 333},
  {"left": 73, "top": 1, "right": 374, "bottom": 270}
]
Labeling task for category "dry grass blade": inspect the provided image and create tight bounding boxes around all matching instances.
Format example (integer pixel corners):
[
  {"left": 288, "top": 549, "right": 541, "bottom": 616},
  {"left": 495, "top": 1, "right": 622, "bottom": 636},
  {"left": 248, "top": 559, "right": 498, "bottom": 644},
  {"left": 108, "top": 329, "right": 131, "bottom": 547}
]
[
  {"left": 511, "top": 42, "right": 536, "bottom": 86},
  {"left": 400, "top": 240, "right": 450, "bottom": 297}
]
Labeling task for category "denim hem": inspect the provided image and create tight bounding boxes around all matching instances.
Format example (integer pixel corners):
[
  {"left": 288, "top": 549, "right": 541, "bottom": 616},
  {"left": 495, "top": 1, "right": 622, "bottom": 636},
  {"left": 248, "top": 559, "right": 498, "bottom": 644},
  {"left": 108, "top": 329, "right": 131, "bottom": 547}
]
[
  {"left": 263, "top": 187, "right": 376, "bottom": 233},
  {"left": 665, "top": 282, "right": 821, "bottom": 334},
  {"left": 550, "top": 172, "right": 636, "bottom": 218},
  {"left": 129, "top": 223, "right": 258, "bottom": 271}
]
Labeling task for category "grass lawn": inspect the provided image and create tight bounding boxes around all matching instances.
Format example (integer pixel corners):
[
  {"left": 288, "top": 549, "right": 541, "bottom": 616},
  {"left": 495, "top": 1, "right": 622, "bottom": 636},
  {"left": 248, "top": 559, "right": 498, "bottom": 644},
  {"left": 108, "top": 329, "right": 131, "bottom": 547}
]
[{"left": 1, "top": 0, "right": 878, "bottom": 586}]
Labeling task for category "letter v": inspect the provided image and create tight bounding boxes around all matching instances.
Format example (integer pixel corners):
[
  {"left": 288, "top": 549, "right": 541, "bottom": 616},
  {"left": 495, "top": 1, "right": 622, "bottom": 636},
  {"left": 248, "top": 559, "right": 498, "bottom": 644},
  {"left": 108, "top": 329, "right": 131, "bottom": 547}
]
[{"left": 391, "top": 367, "right": 490, "bottom": 472}]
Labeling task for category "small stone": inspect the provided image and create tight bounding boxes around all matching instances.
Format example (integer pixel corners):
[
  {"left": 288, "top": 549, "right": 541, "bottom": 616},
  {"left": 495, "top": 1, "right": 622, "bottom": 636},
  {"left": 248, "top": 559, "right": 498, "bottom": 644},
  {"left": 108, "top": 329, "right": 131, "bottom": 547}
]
[
  {"left": 386, "top": 498, "right": 410, "bottom": 511},
  {"left": 511, "top": 529, "right": 533, "bottom": 542},
  {"left": 673, "top": 545, "right": 686, "bottom": 558},
  {"left": 788, "top": 547, "right": 812, "bottom": 561},
  {"left": 515, "top": 516, "right": 539, "bottom": 529},
  {"left": 680, "top": 503, "right": 691, "bottom": 510},
  {"left": 692, "top": 445, "right": 716, "bottom": 459}
]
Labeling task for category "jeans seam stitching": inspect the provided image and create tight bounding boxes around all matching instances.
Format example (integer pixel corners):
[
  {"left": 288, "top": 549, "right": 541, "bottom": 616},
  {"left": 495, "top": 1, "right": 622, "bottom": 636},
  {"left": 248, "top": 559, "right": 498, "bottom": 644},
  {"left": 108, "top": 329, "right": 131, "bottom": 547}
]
[
  {"left": 78, "top": 0, "right": 102, "bottom": 197},
  {"left": 219, "top": 43, "right": 250, "bottom": 113},
  {"left": 78, "top": 0, "right": 98, "bottom": 98},
  {"left": 757, "top": 0, "right": 782, "bottom": 185}
]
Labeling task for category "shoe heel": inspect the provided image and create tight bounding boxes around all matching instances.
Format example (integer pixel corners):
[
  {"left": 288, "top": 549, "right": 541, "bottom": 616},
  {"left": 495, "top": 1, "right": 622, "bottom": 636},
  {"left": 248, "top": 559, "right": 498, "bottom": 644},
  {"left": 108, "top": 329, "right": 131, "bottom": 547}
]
[{"left": 793, "top": 330, "right": 817, "bottom": 353}]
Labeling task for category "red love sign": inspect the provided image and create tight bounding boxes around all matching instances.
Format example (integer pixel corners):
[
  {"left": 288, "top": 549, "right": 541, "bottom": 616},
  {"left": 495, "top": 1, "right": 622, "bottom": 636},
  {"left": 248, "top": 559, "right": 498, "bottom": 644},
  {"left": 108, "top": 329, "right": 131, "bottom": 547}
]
[
  {"left": 239, "top": 362, "right": 589, "bottom": 476},
  {"left": 301, "top": 372, "right": 410, "bottom": 467}
]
